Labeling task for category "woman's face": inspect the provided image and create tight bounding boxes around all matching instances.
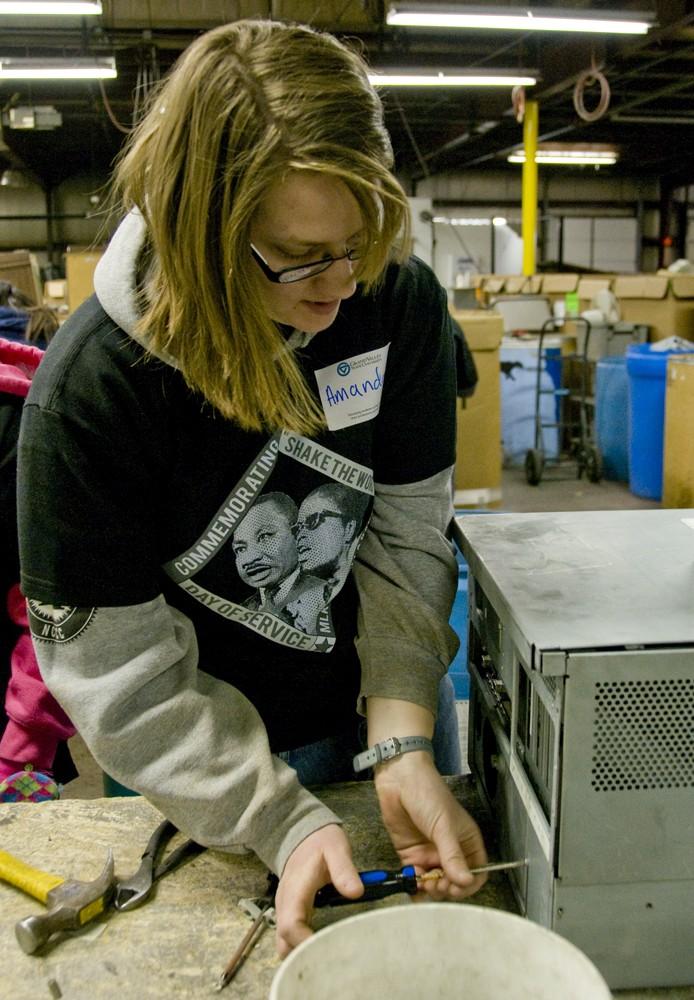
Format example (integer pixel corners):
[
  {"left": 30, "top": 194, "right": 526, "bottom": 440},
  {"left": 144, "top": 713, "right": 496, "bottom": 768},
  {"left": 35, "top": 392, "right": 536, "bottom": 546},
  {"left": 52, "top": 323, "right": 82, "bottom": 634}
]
[{"left": 250, "top": 171, "right": 363, "bottom": 334}]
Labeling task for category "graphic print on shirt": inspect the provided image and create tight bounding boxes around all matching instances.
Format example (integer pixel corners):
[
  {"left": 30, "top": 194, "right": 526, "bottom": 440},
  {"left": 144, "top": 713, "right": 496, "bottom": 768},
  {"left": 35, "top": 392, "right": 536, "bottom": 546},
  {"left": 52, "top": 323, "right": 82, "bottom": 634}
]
[
  {"left": 27, "top": 602, "right": 96, "bottom": 643},
  {"left": 163, "top": 430, "right": 373, "bottom": 653}
]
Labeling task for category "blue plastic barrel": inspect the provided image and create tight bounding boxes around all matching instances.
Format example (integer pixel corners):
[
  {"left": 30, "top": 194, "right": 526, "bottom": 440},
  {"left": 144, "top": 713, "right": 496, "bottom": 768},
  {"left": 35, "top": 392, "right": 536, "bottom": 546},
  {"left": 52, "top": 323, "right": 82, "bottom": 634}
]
[
  {"left": 626, "top": 343, "right": 693, "bottom": 500},
  {"left": 596, "top": 356, "right": 629, "bottom": 481}
]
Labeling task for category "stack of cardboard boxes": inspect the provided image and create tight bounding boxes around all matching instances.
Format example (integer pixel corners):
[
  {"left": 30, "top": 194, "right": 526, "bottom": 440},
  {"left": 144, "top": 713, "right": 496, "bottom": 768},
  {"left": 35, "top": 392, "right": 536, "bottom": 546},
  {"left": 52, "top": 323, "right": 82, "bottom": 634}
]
[
  {"left": 476, "top": 271, "right": 694, "bottom": 343},
  {"left": 462, "top": 270, "right": 694, "bottom": 507},
  {"left": 0, "top": 250, "right": 42, "bottom": 304},
  {"left": 39, "top": 247, "right": 103, "bottom": 317},
  {"left": 0, "top": 247, "right": 103, "bottom": 317},
  {"left": 612, "top": 274, "right": 694, "bottom": 341},
  {"left": 450, "top": 308, "right": 504, "bottom": 509}
]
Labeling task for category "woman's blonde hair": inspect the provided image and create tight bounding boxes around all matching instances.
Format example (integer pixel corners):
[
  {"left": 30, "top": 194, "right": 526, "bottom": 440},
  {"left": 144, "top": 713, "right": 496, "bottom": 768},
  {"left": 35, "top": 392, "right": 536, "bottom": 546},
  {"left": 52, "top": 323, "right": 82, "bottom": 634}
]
[{"left": 112, "top": 19, "right": 410, "bottom": 434}]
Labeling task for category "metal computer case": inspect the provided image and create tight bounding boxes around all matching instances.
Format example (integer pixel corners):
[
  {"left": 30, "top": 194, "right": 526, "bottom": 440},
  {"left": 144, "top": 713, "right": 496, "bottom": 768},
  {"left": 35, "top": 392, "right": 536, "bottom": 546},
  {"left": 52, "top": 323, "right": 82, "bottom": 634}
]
[{"left": 456, "top": 509, "right": 694, "bottom": 990}]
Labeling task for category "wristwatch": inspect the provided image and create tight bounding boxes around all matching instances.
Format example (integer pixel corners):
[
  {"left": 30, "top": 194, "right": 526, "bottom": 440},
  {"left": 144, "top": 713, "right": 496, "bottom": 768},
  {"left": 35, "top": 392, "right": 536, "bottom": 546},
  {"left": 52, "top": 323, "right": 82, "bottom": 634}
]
[{"left": 352, "top": 735, "right": 434, "bottom": 774}]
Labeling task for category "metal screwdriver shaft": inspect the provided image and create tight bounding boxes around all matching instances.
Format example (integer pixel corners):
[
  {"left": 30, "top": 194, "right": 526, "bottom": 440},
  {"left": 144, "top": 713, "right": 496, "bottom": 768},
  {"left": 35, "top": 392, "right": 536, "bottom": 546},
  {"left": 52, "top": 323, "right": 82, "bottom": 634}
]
[
  {"left": 216, "top": 902, "right": 272, "bottom": 992},
  {"left": 417, "top": 859, "right": 528, "bottom": 881}
]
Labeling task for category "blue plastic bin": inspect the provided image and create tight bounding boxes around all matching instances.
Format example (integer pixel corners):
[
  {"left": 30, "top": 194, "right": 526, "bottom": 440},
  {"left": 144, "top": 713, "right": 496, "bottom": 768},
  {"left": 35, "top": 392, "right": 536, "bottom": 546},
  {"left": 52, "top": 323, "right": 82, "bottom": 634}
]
[
  {"left": 595, "top": 356, "right": 629, "bottom": 482},
  {"left": 626, "top": 343, "right": 694, "bottom": 500},
  {"left": 449, "top": 511, "right": 501, "bottom": 699},
  {"left": 448, "top": 553, "right": 470, "bottom": 699}
]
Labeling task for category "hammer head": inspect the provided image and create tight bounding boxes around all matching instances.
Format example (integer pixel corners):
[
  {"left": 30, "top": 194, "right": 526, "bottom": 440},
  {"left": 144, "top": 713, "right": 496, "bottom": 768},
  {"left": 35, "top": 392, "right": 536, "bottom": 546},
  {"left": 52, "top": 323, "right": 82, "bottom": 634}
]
[{"left": 15, "top": 849, "right": 115, "bottom": 954}]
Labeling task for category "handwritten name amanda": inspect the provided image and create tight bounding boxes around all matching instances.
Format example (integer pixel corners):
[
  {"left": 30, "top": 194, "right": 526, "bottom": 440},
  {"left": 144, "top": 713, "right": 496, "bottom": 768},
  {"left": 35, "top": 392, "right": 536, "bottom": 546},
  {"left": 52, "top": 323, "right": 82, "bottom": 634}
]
[{"left": 324, "top": 366, "right": 384, "bottom": 408}]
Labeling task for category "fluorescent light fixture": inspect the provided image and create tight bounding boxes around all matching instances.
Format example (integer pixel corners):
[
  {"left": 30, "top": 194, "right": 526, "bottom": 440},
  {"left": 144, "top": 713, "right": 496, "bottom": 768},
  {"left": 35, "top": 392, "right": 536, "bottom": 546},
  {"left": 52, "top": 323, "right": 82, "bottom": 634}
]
[
  {"left": 0, "top": 56, "right": 116, "bottom": 79},
  {"left": 508, "top": 149, "right": 618, "bottom": 165},
  {"left": 368, "top": 70, "right": 537, "bottom": 86},
  {"left": 387, "top": 5, "right": 653, "bottom": 35},
  {"left": 431, "top": 216, "right": 508, "bottom": 226},
  {"left": 0, "top": 1, "right": 102, "bottom": 12}
]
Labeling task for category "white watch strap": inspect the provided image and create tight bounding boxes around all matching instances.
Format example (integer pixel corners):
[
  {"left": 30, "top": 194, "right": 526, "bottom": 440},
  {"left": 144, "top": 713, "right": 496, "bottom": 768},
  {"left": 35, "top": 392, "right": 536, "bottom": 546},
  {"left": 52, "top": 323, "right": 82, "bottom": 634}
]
[{"left": 352, "top": 735, "right": 434, "bottom": 773}]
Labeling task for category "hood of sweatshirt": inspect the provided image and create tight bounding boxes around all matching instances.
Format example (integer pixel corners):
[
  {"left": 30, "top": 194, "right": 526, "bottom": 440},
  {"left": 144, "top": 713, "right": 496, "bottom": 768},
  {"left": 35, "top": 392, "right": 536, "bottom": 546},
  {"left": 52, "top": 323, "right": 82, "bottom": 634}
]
[
  {"left": 0, "top": 338, "right": 44, "bottom": 399},
  {"left": 93, "top": 208, "right": 145, "bottom": 337}
]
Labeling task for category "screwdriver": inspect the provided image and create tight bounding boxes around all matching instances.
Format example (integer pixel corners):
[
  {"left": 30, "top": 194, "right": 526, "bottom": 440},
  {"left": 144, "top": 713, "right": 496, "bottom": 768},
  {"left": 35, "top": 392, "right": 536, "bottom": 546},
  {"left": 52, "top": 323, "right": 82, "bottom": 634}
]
[
  {"left": 314, "top": 859, "right": 527, "bottom": 908},
  {"left": 314, "top": 866, "right": 418, "bottom": 908}
]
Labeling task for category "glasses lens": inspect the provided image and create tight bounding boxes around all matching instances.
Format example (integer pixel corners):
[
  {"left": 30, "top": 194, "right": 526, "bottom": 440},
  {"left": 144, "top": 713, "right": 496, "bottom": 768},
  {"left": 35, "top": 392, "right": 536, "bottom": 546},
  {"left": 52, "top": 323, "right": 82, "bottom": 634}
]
[
  {"left": 279, "top": 246, "right": 367, "bottom": 284},
  {"left": 279, "top": 260, "right": 334, "bottom": 285}
]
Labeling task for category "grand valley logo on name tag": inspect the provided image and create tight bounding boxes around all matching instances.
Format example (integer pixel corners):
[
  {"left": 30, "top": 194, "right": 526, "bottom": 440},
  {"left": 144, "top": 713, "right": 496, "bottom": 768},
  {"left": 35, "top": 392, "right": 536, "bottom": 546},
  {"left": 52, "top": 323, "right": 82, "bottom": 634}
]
[{"left": 314, "top": 344, "right": 390, "bottom": 431}]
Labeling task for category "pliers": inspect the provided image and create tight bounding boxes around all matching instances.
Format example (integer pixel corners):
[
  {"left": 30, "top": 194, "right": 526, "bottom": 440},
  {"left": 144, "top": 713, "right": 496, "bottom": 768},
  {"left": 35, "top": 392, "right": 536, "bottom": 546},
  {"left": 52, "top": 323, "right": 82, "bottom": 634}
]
[{"left": 113, "top": 819, "right": 205, "bottom": 912}]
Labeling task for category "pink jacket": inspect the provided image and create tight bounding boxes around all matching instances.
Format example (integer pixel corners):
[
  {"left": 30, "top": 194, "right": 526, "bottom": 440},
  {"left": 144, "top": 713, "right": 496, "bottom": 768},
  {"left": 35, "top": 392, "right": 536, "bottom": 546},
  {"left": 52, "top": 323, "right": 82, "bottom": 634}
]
[{"left": 0, "top": 337, "right": 76, "bottom": 779}]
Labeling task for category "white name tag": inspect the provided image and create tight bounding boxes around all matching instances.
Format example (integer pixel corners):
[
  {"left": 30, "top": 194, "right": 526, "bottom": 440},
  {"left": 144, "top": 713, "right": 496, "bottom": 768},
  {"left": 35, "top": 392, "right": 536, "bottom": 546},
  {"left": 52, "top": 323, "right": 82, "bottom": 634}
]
[{"left": 314, "top": 344, "right": 390, "bottom": 431}]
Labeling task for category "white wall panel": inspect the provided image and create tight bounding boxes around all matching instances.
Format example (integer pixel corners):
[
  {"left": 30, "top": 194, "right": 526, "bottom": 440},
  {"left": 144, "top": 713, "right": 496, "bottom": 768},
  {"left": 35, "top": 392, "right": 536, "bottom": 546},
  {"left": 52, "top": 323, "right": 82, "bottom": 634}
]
[
  {"left": 593, "top": 217, "right": 637, "bottom": 273},
  {"left": 563, "top": 218, "right": 592, "bottom": 269}
]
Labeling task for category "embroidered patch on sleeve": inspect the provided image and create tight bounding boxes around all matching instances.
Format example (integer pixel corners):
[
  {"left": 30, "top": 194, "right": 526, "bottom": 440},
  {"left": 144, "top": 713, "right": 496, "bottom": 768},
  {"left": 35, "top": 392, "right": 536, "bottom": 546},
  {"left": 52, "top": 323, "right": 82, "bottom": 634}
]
[{"left": 28, "top": 602, "right": 96, "bottom": 643}]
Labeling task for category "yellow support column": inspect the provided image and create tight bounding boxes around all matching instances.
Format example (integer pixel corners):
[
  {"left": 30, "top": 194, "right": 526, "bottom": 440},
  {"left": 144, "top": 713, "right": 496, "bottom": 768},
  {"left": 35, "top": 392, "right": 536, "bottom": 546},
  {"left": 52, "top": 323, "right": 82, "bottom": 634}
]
[{"left": 522, "top": 100, "right": 539, "bottom": 276}]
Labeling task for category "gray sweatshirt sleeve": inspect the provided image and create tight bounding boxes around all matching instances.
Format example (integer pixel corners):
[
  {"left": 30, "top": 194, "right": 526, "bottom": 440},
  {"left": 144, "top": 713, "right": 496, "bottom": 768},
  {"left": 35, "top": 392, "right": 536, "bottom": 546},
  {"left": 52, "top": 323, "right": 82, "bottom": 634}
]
[
  {"left": 29, "top": 594, "right": 340, "bottom": 875},
  {"left": 351, "top": 466, "right": 460, "bottom": 716}
]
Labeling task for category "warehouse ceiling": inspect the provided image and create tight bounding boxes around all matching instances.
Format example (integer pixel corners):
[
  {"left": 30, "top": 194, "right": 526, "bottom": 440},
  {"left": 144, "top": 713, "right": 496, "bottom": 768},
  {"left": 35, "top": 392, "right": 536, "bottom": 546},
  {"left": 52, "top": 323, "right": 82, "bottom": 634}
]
[{"left": 0, "top": 0, "right": 693, "bottom": 193}]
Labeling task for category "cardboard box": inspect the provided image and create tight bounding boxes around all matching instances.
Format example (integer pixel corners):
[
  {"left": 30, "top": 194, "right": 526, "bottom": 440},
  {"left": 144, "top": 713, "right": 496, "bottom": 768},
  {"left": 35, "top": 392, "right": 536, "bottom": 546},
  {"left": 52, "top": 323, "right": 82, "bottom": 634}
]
[
  {"left": 540, "top": 273, "right": 579, "bottom": 297},
  {"left": 488, "top": 294, "right": 553, "bottom": 334},
  {"left": 43, "top": 278, "right": 69, "bottom": 316},
  {"left": 613, "top": 274, "right": 694, "bottom": 342},
  {"left": 44, "top": 279, "right": 66, "bottom": 300},
  {"left": 450, "top": 309, "right": 504, "bottom": 508},
  {"left": 65, "top": 246, "right": 104, "bottom": 313},
  {"left": 502, "top": 274, "right": 543, "bottom": 294},
  {"left": 482, "top": 276, "right": 506, "bottom": 295},
  {"left": 663, "top": 354, "right": 694, "bottom": 507},
  {"left": 577, "top": 276, "right": 613, "bottom": 308},
  {"left": 0, "top": 249, "right": 42, "bottom": 305}
]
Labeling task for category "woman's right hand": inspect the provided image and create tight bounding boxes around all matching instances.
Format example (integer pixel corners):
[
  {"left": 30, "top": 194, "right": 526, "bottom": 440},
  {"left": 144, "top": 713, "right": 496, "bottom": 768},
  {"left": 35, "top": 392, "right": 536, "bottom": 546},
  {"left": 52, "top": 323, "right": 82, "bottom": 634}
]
[{"left": 274, "top": 823, "right": 364, "bottom": 956}]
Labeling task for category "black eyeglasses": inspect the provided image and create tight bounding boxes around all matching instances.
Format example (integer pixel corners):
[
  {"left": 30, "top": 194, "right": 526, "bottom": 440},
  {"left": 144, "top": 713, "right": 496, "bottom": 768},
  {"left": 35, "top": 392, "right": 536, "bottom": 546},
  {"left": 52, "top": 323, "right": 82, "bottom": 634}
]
[
  {"left": 250, "top": 243, "right": 364, "bottom": 285},
  {"left": 291, "top": 510, "right": 346, "bottom": 535}
]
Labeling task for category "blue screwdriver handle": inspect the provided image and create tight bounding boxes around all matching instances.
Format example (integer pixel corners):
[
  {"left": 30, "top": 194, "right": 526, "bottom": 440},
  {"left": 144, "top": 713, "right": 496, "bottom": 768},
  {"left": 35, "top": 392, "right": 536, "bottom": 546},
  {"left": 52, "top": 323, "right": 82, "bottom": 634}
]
[{"left": 314, "top": 866, "right": 418, "bottom": 908}]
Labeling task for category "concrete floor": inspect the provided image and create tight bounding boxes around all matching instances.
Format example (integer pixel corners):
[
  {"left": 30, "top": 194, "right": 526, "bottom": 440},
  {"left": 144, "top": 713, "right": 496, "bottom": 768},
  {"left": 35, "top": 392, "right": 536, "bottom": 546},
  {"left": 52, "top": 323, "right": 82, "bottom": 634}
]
[
  {"left": 62, "top": 465, "right": 661, "bottom": 799},
  {"left": 498, "top": 464, "right": 661, "bottom": 513}
]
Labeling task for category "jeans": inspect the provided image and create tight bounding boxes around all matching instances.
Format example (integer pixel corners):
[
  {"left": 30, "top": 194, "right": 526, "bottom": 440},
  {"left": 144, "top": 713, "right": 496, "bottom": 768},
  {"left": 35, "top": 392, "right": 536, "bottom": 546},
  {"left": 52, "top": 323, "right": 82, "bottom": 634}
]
[{"left": 278, "top": 674, "right": 462, "bottom": 785}]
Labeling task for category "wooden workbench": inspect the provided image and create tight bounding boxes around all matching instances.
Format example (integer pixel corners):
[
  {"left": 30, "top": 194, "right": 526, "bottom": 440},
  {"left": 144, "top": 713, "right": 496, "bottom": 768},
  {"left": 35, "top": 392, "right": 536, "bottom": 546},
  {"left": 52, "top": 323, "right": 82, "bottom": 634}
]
[{"left": 1, "top": 777, "right": 692, "bottom": 1000}]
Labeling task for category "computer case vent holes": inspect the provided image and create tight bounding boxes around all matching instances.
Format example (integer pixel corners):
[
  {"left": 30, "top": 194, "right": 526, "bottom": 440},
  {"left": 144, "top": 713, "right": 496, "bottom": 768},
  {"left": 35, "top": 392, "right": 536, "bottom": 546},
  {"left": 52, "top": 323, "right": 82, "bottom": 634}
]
[{"left": 591, "top": 679, "right": 694, "bottom": 791}]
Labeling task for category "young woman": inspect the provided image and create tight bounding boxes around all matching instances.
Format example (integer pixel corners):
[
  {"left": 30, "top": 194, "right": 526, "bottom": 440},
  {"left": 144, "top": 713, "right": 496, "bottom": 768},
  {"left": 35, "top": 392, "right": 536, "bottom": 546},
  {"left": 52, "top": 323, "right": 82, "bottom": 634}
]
[{"left": 17, "top": 19, "right": 487, "bottom": 955}]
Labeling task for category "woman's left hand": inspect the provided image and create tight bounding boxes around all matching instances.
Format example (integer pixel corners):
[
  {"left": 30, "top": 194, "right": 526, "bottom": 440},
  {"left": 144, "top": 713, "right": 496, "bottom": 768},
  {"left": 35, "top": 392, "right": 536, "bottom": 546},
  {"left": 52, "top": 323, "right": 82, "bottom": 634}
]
[{"left": 373, "top": 750, "right": 488, "bottom": 900}]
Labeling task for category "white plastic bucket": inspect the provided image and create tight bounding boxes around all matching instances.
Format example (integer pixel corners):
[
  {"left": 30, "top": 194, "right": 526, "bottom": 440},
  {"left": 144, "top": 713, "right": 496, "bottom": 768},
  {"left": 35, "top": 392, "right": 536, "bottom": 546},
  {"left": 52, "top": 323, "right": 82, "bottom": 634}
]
[{"left": 270, "top": 903, "right": 612, "bottom": 1000}]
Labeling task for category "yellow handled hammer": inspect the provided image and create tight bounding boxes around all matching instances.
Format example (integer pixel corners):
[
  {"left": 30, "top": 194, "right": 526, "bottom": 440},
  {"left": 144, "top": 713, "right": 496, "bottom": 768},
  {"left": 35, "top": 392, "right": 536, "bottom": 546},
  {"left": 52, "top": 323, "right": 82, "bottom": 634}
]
[{"left": 0, "top": 847, "right": 115, "bottom": 954}]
